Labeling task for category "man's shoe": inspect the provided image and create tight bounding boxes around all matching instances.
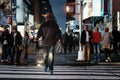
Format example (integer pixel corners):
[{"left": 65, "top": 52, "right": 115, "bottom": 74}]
[
  {"left": 44, "top": 68, "right": 47, "bottom": 72},
  {"left": 107, "top": 57, "right": 111, "bottom": 62},
  {"left": 105, "top": 59, "right": 108, "bottom": 62},
  {"left": 87, "top": 60, "right": 91, "bottom": 64},
  {"left": 49, "top": 70, "right": 53, "bottom": 75}
]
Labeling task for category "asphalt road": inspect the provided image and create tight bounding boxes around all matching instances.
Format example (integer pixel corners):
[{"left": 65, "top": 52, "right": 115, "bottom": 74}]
[{"left": 0, "top": 64, "right": 119, "bottom": 80}]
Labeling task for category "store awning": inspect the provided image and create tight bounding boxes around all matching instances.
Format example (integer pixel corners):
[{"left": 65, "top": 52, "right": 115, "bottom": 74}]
[{"left": 83, "top": 16, "right": 104, "bottom": 24}]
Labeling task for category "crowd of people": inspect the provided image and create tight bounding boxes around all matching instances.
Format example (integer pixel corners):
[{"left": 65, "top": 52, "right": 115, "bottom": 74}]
[
  {"left": 0, "top": 25, "right": 29, "bottom": 65},
  {"left": 0, "top": 11, "right": 120, "bottom": 75},
  {"left": 62, "top": 25, "right": 120, "bottom": 63},
  {"left": 82, "top": 25, "right": 120, "bottom": 63}
]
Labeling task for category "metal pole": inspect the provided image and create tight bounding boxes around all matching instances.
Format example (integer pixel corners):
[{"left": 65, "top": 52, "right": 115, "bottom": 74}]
[
  {"left": 11, "top": 0, "right": 12, "bottom": 32},
  {"left": 79, "top": 0, "right": 82, "bottom": 51},
  {"left": 77, "top": 0, "right": 84, "bottom": 61}
]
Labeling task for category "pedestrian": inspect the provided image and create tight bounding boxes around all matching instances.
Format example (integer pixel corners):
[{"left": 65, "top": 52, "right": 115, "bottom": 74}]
[
  {"left": 62, "top": 32, "right": 68, "bottom": 54},
  {"left": 111, "top": 26, "right": 120, "bottom": 55},
  {"left": 92, "top": 27, "right": 102, "bottom": 63},
  {"left": 68, "top": 33, "right": 74, "bottom": 53},
  {"left": 81, "top": 25, "right": 92, "bottom": 63},
  {"left": 10, "top": 27, "right": 22, "bottom": 65},
  {"left": 102, "top": 27, "right": 111, "bottom": 62},
  {"left": 22, "top": 31, "right": 29, "bottom": 64},
  {"left": 1, "top": 25, "right": 11, "bottom": 63},
  {"left": 36, "top": 13, "right": 61, "bottom": 75}
]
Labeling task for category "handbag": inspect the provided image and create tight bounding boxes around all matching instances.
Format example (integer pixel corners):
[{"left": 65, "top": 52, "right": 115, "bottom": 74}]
[
  {"left": 19, "top": 45, "right": 24, "bottom": 51},
  {"left": 55, "top": 41, "right": 63, "bottom": 53}
]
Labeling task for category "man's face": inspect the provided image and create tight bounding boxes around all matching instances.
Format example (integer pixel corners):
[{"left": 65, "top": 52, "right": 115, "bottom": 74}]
[
  {"left": 84, "top": 25, "right": 88, "bottom": 31},
  {"left": 45, "top": 17, "right": 50, "bottom": 21},
  {"left": 4, "top": 28, "right": 7, "bottom": 31},
  {"left": 13, "top": 29, "right": 16, "bottom": 33}
]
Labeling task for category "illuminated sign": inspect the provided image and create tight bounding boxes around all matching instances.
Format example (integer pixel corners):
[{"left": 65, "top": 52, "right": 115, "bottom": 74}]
[
  {"left": 16, "top": 0, "right": 24, "bottom": 23},
  {"left": 17, "top": 25, "right": 25, "bottom": 37},
  {"left": 29, "top": 14, "right": 34, "bottom": 26},
  {"left": 83, "top": 0, "right": 103, "bottom": 20}
]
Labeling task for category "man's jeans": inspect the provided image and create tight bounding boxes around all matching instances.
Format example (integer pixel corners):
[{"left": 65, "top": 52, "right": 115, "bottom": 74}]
[
  {"left": 11, "top": 45, "right": 21, "bottom": 64},
  {"left": 93, "top": 43, "right": 100, "bottom": 61},
  {"left": 43, "top": 45, "right": 55, "bottom": 71},
  {"left": 83, "top": 42, "right": 90, "bottom": 61},
  {"left": 2, "top": 44, "right": 8, "bottom": 60}
]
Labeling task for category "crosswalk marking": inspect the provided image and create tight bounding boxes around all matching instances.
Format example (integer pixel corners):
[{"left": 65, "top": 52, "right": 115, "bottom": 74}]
[{"left": 0, "top": 65, "right": 119, "bottom": 79}]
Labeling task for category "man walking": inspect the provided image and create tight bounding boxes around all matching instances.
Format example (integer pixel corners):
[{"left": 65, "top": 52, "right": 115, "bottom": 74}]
[{"left": 36, "top": 13, "right": 61, "bottom": 74}]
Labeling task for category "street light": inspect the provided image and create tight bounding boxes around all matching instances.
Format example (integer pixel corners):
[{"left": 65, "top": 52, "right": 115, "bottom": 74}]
[
  {"left": 66, "top": 5, "right": 70, "bottom": 13},
  {"left": 65, "top": 0, "right": 84, "bottom": 61},
  {"left": 76, "top": 0, "right": 84, "bottom": 61}
]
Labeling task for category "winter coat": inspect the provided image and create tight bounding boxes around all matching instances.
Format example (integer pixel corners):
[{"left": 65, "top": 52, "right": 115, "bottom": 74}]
[
  {"left": 11, "top": 31, "right": 22, "bottom": 47},
  {"left": 81, "top": 30, "right": 92, "bottom": 45},
  {"left": 22, "top": 36, "right": 29, "bottom": 47},
  {"left": 37, "top": 19, "right": 61, "bottom": 46},
  {"left": 92, "top": 32, "right": 102, "bottom": 43},
  {"left": 102, "top": 32, "right": 110, "bottom": 49},
  {"left": 1, "top": 30, "right": 11, "bottom": 45}
]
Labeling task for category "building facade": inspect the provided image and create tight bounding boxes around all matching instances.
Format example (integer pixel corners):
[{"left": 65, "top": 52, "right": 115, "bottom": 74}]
[
  {"left": 0, "top": 0, "right": 34, "bottom": 35},
  {"left": 66, "top": 0, "right": 76, "bottom": 33},
  {"left": 34, "top": 0, "right": 55, "bottom": 29},
  {"left": 66, "top": 0, "right": 120, "bottom": 33},
  {"left": 112, "top": 0, "right": 120, "bottom": 30}
]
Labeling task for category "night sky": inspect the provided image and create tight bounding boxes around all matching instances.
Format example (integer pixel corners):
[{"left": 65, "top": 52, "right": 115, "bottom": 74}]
[{"left": 49, "top": 0, "right": 66, "bottom": 33}]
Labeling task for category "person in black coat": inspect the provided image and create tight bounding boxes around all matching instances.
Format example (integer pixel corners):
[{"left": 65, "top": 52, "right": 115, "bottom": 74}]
[
  {"left": 81, "top": 25, "right": 92, "bottom": 63},
  {"left": 1, "top": 25, "right": 11, "bottom": 63},
  {"left": 36, "top": 13, "right": 61, "bottom": 74},
  {"left": 68, "top": 33, "right": 74, "bottom": 53},
  {"left": 10, "top": 27, "right": 22, "bottom": 65},
  {"left": 62, "top": 32, "right": 68, "bottom": 54},
  {"left": 112, "top": 26, "right": 120, "bottom": 55}
]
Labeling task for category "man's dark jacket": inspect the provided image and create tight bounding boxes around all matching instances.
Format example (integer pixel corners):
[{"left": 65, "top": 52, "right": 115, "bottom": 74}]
[
  {"left": 1, "top": 30, "right": 11, "bottom": 45},
  {"left": 11, "top": 31, "right": 22, "bottom": 46},
  {"left": 81, "top": 30, "right": 92, "bottom": 45},
  {"left": 37, "top": 19, "right": 61, "bottom": 46}
]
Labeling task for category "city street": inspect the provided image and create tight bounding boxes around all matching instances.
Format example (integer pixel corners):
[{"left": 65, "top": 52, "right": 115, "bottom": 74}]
[
  {"left": 0, "top": 46, "right": 120, "bottom": 80},
  {"left": 0, "top": 0, "right": 120, "bottom": 79},
  {"left": 0, "top": 64, "right": 119, "bottom": 80}
]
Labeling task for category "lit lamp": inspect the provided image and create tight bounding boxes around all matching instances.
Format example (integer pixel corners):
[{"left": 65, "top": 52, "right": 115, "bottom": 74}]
[
  {"left": 65, "top": 5, "right": 71, "bottom": 33},
  {"left": 66, "top": 5, "right": 70, "bottom": 13},
  {"left": 66, "top": 1, "right": 84, "bottom": 61}
]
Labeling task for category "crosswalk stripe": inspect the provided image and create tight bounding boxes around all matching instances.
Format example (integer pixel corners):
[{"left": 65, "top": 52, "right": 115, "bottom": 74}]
[{"left": 0, "top": 65, "right": 119, "bottom": 79}]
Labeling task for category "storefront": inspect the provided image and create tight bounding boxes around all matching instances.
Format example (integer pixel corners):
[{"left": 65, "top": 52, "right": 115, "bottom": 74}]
[{"left": 82, "top": 0, "right": 104, "bottom": 28}]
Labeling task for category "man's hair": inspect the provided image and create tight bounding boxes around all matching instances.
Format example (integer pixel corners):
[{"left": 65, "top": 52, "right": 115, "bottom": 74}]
[
  {"left": 12, "top": 27, "right": 17, "bottom": 31},
  {"left": 3, "top": 25, "right": 8, "bottom": 28}
]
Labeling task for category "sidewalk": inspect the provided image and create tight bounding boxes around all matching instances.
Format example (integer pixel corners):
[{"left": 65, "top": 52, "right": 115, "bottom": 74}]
[
  {"left": 0, "top": 43, "right": 120, "bottom": 66},
  {"left": 21, "top": 50, "right": 120, "bottom": 66}
]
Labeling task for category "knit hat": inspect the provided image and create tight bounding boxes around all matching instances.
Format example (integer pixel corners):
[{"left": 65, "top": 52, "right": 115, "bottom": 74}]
[{"left": 45, "top": 13, "right": 53, "bottom": 18}]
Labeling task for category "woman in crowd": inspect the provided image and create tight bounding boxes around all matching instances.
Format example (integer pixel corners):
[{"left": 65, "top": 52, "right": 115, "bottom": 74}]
[
  {"left": 92, "top": 27, "right": 102, "bottom": 63},
  {"left": 102, "top": 27, "right": 111, "bottom": 62},
  {"left": 22, "top": 31, "right": 29, "bottom": 64}
]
